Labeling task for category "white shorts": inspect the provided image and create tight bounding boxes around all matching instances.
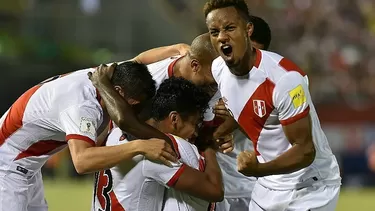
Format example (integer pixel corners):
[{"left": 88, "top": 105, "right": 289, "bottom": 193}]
[
  {"left": 0, "top": 170, "right": 48, "bottom": 211},
  {"left": 249, "top": 182, "right": 340, "bottom": 211},
  {"left": 215, "top": 197, "right": 251, "bottom": 211}
]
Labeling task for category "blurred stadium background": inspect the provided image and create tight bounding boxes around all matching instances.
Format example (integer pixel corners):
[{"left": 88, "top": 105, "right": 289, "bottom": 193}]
[{"left": 1, "top": 0, "right": 375, "bottom": 210}]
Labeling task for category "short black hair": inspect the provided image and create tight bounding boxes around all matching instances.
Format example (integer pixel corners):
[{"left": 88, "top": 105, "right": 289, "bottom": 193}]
[
  {"left": 151, "top": 77, "right": 210, "bottom": 121},
  {"left": 250, "top": 15, "right": 272, "bottom": 50},
  {"left": 203, "top": 0, "right": 251, "bottom": 21},
  {"left": 111, "top": 61, "right": 156, "bottom": 101}
]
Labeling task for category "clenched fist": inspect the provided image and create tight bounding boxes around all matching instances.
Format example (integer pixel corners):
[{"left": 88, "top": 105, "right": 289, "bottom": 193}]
[{"left": 237, "top": 150, "right": 260, "bottom": 177}]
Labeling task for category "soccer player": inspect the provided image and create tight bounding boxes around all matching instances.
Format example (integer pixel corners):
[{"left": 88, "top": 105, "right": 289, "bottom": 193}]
[
  {"left": 204, "top": 0, "right": 341, "bottom": 210},
  {"left": 0, "top": 61, "right": 179, "bottom": 211},
  {"left": 213, "top": 15, "right": 272, "bottom": 211},
  {"left": 89, "top": 34, "right": 234, "bottom": 151},
  {"left": 249, "top": 15, "right": 271, "bottom": 50},
  {"left": 92, "top": 78, "right": 223, "bottom": 211}
]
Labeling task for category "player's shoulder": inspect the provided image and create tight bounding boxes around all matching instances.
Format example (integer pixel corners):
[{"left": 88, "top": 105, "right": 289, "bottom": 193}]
[
  {"left": 211, "top": 56, "right": 226, "bottom": 82},
  {"left": 166, "top": 134, "right": 197, "bottom": 158},
  {"left": 40, "top": 69, "right": 99, "bottom": 106},
  {"left": 258, "top": 50, "right": 307, "bottom": 83},
  {"left": 167, "top": 134, "right": 189, "bottom": 149},
  {"left": 147, "top": 56, "right": 182, "bottom": 87},
  {"left": 212, "top": 56, "right": 226, "bottom": 71}
]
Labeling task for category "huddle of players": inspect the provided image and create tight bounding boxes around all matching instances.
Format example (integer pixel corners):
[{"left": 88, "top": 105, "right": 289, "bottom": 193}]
[
  {"left": 0, "top": 1, "right": 341, "bottom": 211},
  {"left": 91, "top": 14, "right": 272, "bottom": 211}
]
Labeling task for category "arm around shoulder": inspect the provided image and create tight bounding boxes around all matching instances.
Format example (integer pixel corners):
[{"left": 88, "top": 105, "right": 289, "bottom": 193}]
[
  {"left": 172, "top": 148, "right": 224, "bottom": 202},
  {"left": 132, "top": 43, "right": 190, "bottom": 64}
]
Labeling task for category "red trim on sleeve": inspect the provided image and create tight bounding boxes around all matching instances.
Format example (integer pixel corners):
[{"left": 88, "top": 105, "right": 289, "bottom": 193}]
[
  {"left": 166, "top": 164, "right": 186, "bottom": 187},
  {"left": 280, "top": 106, "right": 310, "bottom": 126},
  {"left": 66, "top": 134, "right": 96, "bottom": 146}
]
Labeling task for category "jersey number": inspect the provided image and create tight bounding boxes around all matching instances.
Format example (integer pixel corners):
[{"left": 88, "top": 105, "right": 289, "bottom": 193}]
[{"left": 94, "top": 169, "right": 114, "bottom": 211}]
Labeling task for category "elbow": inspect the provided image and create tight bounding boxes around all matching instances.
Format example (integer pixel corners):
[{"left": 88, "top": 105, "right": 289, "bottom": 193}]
[
  {"left": 207, "top": 188, "right": 224, "bottom": 202},
  {"left": 214, "top": 188, "right": 225, "bottom": 202},
  {"left": 302, "top": 142, "right": 316, "bottom": 167},
  {"left": 206, "top": 183, "right": 224, "bottom": 202},
  {"left": 72, "top": 157, "right": 91, "bottom": 175}
]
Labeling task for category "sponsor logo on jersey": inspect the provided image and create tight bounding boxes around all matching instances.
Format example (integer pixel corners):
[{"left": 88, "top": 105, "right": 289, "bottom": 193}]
[{"left": 289, "top": 84, "right": 306, "bottom": 108}]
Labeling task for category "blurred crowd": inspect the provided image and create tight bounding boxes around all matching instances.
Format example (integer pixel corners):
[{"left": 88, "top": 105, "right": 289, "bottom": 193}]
[
  {"left": 160, "top": 0, "right": 375, "bottom": 107},
  {"left": 245, "top": 0, "right": 375, "bottom": 107}
]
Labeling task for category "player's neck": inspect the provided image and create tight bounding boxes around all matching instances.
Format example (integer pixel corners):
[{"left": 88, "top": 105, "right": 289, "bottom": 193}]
[
  {"left": 147, "top": 119, "right": 166, "bottom": 133},
  {"left": 230, "top": 47, "right": 256, "bottom": 76},
  {"left": 172, "top": 56, "right": 189, "bottom": 78}
]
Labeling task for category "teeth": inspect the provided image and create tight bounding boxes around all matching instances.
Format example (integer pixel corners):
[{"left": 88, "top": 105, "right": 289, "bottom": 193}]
[{"left": 222, "top": 46, "right": 230, "bottom": 50}]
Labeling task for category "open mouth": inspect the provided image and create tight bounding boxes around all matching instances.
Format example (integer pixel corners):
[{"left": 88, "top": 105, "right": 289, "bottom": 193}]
[{"left": 221, "top": 45, "right": 233, "bottom": 57}]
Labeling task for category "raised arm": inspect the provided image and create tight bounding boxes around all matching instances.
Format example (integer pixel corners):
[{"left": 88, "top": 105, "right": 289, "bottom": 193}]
[
  {"left": 60, "top": 104, "right": 176, "bottom": 174},
  {"left": 131, "top": 43, "right": 190, "bottom": 64},
  {"left": 88, "top": 64, "right": 177, "bottom": 149}
]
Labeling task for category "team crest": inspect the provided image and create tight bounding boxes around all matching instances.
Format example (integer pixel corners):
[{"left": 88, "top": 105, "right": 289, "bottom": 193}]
[{"left": 253, "top": 100, "right": 266, "bottom": 118}]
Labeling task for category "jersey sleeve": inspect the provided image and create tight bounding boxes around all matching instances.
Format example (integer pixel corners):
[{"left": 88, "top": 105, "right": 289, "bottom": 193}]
[
  {"left": 273, "top": 72, "right": 310, "bottom": 126},
  {"left": 60, "top": 103, "right": 103, "bottom": 146},
  {"left": 142, "top": 159, "right": 186, "bottom": 188}
]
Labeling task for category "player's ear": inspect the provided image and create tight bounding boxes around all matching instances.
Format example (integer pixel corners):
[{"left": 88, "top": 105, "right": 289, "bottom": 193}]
[
  {"left": 114, "top": 85, "right": 125, "bottom": 98},
  {"left": 247, "top": 22, "right": 254, "bottom": 37},
  {"left": 169, "top": 111, "right": 180, "bottom": 131},
  {"left": 191, "top": 59, "right": 201, "bottom": 73}
]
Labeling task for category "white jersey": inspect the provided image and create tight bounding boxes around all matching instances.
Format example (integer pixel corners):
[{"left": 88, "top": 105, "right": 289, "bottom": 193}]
[
  {"left": 92, "top": 128, "right": 213, "bottom": 211},
  {"left": 148, "top": 57, "right": 257, "bottom": 197},
  {"left": 211, "top": 49, "right": 341, "bottom": 190},
  {"left": 216, "top": 130, "right": 256, "bottom": 198},
  {"left": 0, "top": 69, "right": 108, "bottom": 176}
]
